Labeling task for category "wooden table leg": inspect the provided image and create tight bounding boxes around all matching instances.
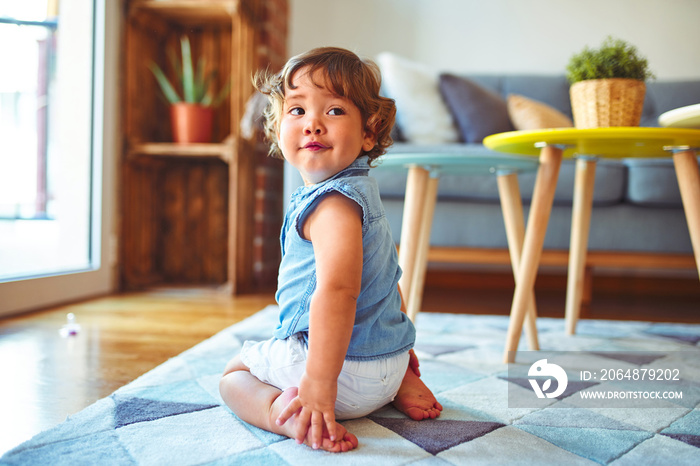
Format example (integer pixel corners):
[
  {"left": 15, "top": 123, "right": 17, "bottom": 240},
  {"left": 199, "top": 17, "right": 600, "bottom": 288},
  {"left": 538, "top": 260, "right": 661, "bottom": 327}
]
[
  {"left": 497, "top": 171, "right": 539, "bottom": 351},
  {"left": 503, "top": 146, "right": 563, "bottom": 363},
  {"left": 672, "top": 149, "right": 700, "bottom": 274},
  {"left": 398, "top": 167, "right": 430, "bottom": 319},
  {"left": 565, "top": 156, "right": 597, "bottom": 335},
  {"left": 407, "top": 175, "right": 440, "bottom": 322}
]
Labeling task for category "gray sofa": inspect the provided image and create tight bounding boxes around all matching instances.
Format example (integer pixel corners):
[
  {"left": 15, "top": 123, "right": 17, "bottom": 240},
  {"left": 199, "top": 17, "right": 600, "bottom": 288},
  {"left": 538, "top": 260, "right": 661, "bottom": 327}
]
[{"left": 284, "top": 74, "right": 700, "bottom": 273}]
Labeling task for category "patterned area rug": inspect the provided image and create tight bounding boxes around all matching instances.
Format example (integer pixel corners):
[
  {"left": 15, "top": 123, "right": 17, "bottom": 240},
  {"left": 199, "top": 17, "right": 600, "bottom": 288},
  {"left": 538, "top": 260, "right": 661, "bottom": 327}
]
[{"left": 2, "top": 305, "right": 699, "bottom": 465}]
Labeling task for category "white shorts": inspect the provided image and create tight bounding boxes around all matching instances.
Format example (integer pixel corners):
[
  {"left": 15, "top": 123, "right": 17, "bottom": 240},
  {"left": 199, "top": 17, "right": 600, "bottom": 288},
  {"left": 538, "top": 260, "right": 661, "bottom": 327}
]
[{"left": 239, "top": 334, "right": 410, "bottom": 420}]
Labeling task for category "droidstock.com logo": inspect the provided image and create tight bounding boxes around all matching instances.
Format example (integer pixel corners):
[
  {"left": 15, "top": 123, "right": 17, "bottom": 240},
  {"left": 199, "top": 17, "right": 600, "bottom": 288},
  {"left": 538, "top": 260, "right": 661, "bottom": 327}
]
[{"left": 528, "top": 359, "right": 568, "bottom": 398}]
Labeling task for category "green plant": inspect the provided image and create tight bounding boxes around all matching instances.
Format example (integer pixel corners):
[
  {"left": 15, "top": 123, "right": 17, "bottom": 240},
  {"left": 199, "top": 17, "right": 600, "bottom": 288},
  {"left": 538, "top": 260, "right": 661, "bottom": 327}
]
[
  {"left": 566, "top": 36, "right": 655, "bottom": 84},
  {"left": 149, "top": 36, "right": 230, "bottom": 106}
]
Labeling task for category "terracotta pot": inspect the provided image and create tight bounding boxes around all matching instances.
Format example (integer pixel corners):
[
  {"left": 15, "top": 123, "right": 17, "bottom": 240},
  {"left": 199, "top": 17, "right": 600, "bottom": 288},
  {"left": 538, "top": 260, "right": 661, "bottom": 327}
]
[
  {"left": 170, "top": 103, "right": 213, "bottom": 143},
  {"left": 570, "top": 78, "right": 646, "bottom": 128}
]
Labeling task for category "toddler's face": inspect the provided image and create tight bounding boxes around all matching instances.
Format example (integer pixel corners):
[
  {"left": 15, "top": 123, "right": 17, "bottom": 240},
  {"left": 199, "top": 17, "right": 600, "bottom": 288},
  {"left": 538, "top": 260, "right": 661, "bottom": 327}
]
[{"left": 278, "top": 67, "right": 375, "bottom": 185}]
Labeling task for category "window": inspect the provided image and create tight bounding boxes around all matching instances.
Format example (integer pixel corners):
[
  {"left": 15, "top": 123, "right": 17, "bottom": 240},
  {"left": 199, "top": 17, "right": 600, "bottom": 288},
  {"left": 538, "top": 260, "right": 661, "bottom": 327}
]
[
  {"left": 0, "top": 13, "right": 56, "bottom": 221},
  {"left": 0, "top": 0, "right": 117, "bottom": 316},
  {"left": 0, "top": 1, "right": 94, "bottom": 281}
]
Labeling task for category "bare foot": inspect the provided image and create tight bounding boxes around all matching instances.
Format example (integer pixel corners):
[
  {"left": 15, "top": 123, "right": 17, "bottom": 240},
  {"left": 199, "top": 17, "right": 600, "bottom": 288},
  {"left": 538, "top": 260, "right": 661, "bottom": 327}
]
[
  {"left": 271, "top": 388, "right": 359, "bottom": 452},
  {"left": 392, "top": 367, "right": 443, "bottom": 420}
]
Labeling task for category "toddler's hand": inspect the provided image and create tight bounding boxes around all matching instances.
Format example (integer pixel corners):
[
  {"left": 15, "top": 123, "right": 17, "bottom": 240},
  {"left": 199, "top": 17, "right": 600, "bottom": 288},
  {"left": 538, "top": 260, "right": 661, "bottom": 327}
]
[{"left": 276, "top": 373, "right": 338, "bottom": 449}]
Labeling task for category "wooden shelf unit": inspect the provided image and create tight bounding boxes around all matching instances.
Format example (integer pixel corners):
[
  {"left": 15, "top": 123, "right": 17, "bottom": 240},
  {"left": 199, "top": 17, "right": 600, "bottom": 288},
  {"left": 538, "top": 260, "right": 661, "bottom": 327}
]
[{"left": 122, "top": 0, "right": 270, "bottom": 293}]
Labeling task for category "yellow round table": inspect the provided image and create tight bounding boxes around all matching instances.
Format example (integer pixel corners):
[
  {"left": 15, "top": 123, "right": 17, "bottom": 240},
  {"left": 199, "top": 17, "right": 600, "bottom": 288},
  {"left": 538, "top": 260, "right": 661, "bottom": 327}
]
[{"left": 484, "top": 127, "right": 700, "bottom": 363}]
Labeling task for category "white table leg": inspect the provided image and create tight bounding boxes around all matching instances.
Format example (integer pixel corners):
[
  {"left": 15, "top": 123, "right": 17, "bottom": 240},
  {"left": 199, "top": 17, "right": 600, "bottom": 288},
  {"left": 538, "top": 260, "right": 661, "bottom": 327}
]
[
  {"left": 407, "top": 176, "right": 440, "bottom": 322},
  {"left": 672, "top": 150, "right": 700, "bottom": 274},
  {"left": 504, "top": 146, "right": 563, "bottom": 363},
  {"left": 497, "top": 171, "right": 539, "bottom": 351},
  {"left": 565, "top": 156, "right": 597, "bottom": 335},
  {"left": 398, "top": 167, "right": 432, "bottom": 321}
]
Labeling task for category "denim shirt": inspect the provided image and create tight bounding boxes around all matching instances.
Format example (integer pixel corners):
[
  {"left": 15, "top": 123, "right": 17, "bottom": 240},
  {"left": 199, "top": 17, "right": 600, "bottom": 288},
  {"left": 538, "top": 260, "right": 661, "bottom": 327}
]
[{"left": 273, "top": 156, "right": 416, "bottom": 361}]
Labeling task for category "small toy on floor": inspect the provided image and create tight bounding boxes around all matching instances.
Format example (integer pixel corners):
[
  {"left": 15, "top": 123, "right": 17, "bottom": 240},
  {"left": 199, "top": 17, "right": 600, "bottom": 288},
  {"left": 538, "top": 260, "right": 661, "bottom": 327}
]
[{"left": 59, "top": 313, "right": 81, "bottom": 337}]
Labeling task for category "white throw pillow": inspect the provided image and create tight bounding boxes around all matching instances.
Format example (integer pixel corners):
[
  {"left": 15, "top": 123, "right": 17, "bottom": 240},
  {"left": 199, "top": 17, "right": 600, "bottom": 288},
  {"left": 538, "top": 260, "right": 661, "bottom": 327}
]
[{"left": 376, "top": 53, "right": 460, "bottom": 144}]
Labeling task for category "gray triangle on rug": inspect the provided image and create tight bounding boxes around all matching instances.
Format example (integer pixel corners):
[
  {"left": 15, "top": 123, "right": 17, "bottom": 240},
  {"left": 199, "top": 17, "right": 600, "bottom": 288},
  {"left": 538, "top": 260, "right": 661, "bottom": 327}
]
[{"left": 369, "top": 416, "right": 505, "bottom": 455}]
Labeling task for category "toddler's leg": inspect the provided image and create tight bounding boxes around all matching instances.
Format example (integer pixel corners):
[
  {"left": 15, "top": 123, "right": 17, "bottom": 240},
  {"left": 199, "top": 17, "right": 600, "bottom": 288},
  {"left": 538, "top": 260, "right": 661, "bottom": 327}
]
[
  {"left": 219, "top": 356, "right": 358, "bottom": 452},
  {"left": 392, "top": 364, "right": 443, "bottom": 420}
]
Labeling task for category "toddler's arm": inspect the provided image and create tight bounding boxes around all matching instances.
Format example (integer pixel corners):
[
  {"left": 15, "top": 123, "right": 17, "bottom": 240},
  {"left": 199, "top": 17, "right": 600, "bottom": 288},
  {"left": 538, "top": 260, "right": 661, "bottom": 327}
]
[{"left": 276, "top": 193, "right": 363, "bottom": 449}]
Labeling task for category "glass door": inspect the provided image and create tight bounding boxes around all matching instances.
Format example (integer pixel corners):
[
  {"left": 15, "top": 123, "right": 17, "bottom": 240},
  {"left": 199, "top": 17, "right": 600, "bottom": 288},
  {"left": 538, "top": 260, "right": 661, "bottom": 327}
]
[{"left": 0, "top": 0, "right": 117, "bottom": 315}]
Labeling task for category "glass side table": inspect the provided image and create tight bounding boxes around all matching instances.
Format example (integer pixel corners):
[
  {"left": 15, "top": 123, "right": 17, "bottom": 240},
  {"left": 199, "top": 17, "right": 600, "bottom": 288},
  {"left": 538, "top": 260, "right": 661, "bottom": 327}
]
[{"left": 377, "top": 150, "right": 540, "bottom": 350}]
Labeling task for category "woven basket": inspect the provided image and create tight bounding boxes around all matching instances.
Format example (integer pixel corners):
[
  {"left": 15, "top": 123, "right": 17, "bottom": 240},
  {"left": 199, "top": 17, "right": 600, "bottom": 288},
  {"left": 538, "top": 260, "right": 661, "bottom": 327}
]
[{"left": 570, "top": 78, "right": 646, "bottom": 128}]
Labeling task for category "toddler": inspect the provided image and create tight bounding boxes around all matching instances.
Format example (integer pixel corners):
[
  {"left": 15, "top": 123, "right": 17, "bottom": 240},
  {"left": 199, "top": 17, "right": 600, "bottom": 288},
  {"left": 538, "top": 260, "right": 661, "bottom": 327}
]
[{"left": 220, "top": 47, "right": 441, "bottom": 453}]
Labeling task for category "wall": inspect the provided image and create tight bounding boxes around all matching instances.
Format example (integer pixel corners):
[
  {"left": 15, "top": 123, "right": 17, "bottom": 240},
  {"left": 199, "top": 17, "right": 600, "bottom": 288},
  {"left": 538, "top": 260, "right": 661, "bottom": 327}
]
[{"left": 289, "top": 0, "right": 700, "bottom": 79}]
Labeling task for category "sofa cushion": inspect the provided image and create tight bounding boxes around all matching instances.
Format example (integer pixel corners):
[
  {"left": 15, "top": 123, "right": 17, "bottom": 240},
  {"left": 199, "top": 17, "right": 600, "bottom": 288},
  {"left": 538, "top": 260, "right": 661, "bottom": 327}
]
[
  {"left": 623, "top": 158, "right": 690, "bottom": 206},
  {"left": 458, "top": 75, "right": 573, "bottom": 118},
  {"left": 439, "top": 74, "right": 514, "bottom": 143},
  {"left": 507, "top": 94, "right": 574, "bottom": 130},
  {"left": 376, "top": 53, "right": 460, "bottom": 144},
  {"left": 518, "top": 159, "right": 626, "bottom": 205},
  {"left": 381, "top": 200, "right": 693, "bottom": 254},
  {"left": 375, "top": 143, "right": 502, "bottom": 198},
  {"left": 643, "top": 80, "right": 700, "bottom": 127},
  {"left": 377, "top": 143, "right": 626, "bottom": 205},
  {"left": 500, "top": 75, "right": 573, "bottom": 117}
]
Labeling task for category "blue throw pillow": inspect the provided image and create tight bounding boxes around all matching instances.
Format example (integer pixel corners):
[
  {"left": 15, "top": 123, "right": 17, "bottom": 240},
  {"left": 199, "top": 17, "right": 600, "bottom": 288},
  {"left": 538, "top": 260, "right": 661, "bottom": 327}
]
[{"left": 439, "top": 73, "right": 514, "bottom": 143}]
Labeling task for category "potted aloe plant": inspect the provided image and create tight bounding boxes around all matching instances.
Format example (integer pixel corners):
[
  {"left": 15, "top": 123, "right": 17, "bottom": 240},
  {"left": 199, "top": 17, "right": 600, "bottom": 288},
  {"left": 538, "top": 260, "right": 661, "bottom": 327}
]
[
  {"left": 149, "top": 36, "right": 230, "bottom": 143},
  {"left": 566, "top": 36, "right": 654, "bottom": 128}
]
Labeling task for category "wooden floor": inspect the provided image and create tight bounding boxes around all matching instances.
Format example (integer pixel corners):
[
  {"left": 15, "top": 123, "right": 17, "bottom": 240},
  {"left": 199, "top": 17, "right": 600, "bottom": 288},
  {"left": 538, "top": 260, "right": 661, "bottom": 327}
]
[
  {"left": 1, "top": 271, "right": 698, "bottom": 456},
  {"left": 0, "top": 289, "right": 275, "bottom": 457}
]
